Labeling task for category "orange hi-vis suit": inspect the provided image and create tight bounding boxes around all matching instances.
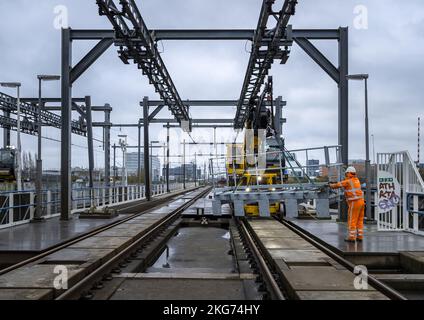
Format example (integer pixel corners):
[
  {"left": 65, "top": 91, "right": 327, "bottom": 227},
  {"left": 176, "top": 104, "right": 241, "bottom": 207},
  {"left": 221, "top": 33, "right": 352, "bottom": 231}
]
[{"left": 331, "top": 173, "right": 365, "bottom": 241}]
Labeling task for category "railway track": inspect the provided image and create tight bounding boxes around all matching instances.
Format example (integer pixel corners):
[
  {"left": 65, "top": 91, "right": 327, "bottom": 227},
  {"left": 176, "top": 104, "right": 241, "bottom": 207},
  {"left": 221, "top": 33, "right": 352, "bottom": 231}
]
[
  {"left": 0, "top": 188, "right": 409, "bottom": 300},
  {"left": 240, "top": 217, "right": 407, "bottom": 300},
  {"left": 56, "top": 187, "right": 213, "bottom": 300},
  {"left": 0, "top": 186, "right": 199, "bottom": 276},
  {"left": 0, "top": 187, "right": 211, "bottom": 299}
]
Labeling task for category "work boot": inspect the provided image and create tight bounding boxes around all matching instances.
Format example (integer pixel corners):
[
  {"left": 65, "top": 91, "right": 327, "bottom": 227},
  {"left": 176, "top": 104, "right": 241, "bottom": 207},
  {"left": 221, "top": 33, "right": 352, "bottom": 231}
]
[
  {"left": 344, "top": 237, "right": 356, "bottom": 243},
  {"left": 356, "top": 237, "right": 363, "bottom": 242}
]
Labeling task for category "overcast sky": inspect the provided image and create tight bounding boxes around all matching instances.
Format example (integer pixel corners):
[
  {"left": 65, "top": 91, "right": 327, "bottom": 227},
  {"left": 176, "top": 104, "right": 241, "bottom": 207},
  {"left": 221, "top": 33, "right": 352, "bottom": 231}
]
[{"left": 0, "top": 0, "right": 423, "bottom": 170}]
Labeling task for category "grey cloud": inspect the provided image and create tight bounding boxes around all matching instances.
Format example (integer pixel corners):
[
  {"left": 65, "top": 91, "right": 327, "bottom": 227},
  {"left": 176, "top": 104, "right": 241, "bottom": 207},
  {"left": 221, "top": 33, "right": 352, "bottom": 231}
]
[{"left": 0, "top": 0, "right": 423, "bottom": 169}]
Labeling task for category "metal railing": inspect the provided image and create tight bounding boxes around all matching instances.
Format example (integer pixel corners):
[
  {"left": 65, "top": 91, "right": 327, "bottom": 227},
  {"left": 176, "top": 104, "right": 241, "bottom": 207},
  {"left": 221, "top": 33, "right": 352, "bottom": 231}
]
[
  {"left": 0, "top": 182, "right": 192, "bottom": 229},
  {"left": 377, "top": 151, "right": 424, "bottom": 235}
]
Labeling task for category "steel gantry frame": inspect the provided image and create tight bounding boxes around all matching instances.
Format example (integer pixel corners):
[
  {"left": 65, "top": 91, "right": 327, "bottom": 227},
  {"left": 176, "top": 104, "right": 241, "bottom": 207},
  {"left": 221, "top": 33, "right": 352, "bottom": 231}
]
[{"left": 55, "top": 0, "right": 349, "bottom": 220}]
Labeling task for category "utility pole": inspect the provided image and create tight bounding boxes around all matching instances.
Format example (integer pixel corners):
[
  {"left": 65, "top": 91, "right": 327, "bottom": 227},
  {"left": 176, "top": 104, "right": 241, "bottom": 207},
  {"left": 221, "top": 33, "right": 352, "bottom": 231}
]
[
  {"left": 194, "top": 152, "right": 197, "bottom": 187},
  {"left": 204, "top": 162, "right": 207, "bottom": 185},
  {"left": 34, "top": 75, "right": 60, "bottom": 222},
  {"left": 183, "top": 139, "right": 186, "bottom": 189},
  {"left": 166, "top": 123, "right": 170, "bottom": 192},
  {"left": 118, "top": 135, "right": 128, "bottom": 186},
  {"left": 347, "top": 74, "right": 372, "bottom": 222},
  {"left": 113, "top": 143, "right": 116, "bottom": 186},
  {"left": 138, "top": 121, "right": 141, "bottom": 184}
]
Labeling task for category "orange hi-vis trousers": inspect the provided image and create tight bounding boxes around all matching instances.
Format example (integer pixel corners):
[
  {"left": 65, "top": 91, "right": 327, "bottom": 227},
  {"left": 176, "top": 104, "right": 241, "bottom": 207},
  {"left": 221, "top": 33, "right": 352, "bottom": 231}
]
[{"left": 347, "top": 198, "right": 365, "bottom": 240}]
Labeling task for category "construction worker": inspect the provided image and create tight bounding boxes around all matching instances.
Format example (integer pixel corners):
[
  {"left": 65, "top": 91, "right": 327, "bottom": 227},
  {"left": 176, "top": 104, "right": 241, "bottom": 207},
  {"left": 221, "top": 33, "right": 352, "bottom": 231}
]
[{"left": 330, "top": 167, "right": 365, "bottom": 242}]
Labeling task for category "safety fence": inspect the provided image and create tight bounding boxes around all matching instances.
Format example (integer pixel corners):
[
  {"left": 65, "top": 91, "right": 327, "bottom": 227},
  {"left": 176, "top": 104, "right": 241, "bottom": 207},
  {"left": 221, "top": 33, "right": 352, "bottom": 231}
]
[
  {"left": 376, "top": 151, "right": 424, "bottom": 235},
  {"left": 0, "top": 182, "right": 193, "bottom": 229}
]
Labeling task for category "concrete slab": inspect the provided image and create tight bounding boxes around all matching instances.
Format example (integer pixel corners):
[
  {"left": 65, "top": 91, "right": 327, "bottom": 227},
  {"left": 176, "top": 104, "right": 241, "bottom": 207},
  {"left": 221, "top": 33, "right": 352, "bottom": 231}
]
[
  {"left": 0, "top": 214, "right": 125, "bottom": 252},
  {"left": 0, "top": 288, "right": 54, "bottom": 300},
  {"left": 43, "top": 248, "right": 115, "bottom": 268},
  {"left": 400, "top": 251, "right": 424, "bottom": 273},
  {"left": 281, "top": 266, "right": 376, "bottom": 291},
  {"left": 0, "top": 264, "right": 84, "bottom": 289},
  {"left": 69, "top": 236, "right": 133, "bottom": 251},
  {"left": 268, "top": 249, "right": 328, "bottom": 263},
  {"left": 289, "top": 219, "right": 424, "bottom": 254},
  {"left": 105, "top": 223, "right": 151, "bottom": 231},
  {"left": 296, "top": 290, "right": 389, "bottom": 300},
  {"left": 148, "top": 206, "right": 175, "bottom": 214},
  {"left": 252, "top": 229, "right": 300, "bottom": 238},
  {"left": 110, "top": 278, "right": 246, "bottom": 300},
  {"left": 260, "top": 237, "right": 316, "bottom": 250},
  {"left": 94, "top": 227, "right": 147, "bottom": 237}
]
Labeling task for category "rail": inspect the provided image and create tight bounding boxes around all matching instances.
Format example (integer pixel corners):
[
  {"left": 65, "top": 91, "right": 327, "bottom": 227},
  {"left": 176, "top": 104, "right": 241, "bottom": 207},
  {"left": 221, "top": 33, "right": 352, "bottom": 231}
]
[
  {"left": 56, "top": 186, "right": 211, "bottom": 300},
  {"left": 281, "top": 218, "right": 407, "bottom": 300},
  {"left": 238, "top": 219, "right": 285, "bottom": 300}
]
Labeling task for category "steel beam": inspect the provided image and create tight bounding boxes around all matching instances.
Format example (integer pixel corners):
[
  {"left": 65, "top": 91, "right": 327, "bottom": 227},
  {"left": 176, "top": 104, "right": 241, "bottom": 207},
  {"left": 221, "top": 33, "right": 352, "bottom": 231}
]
[
  {"left": 70, "top": 38, "right": 114, "bottom": 84},
  {"left": 292, "top": 29, "right": 340, "bottom": 40},
  {"left": 338, "top": 27, "right": 349, "bottom": 222},
  {"left": 294, "top": 38, "right": 339, "bottom": 83},
  {"left": 148, "top": 105, "right": 164, "bottom": 121},
  {"left": 164, "top": 124, "right": 234, "bottom": 128},
  {"left": 42, "top": 105, "right": 111, "bottom": 112},
  {"left": 274, "top": 96, "right": 283, "bottom": 136},
  {"left": 137, "top": 122, "right": 141, "bottom": 184},
  {"left": 85, "top": 96, "right": 94, "bottom": 206},
  {"left": 21, "top": 97, "right": 85, "bottom": 103},
  {"left": 142, "top": 97, "right": 151, "bottom": 201},
  {"left": 338, "top": 27, "right": 349, "bottom": 166},
  {"left": 92, "top": 118, "right": 240, "bottom": 126},
  {"left": 145, "top": 100, "right": 283, "bottom": 107},
  {"left": 60, "top": 28, "right": 73, "bottom": 221},
  {"left": 71, "top": 102, "right": 85, "bottom": 118},
  {"left": 69, "top": 28, "right": 340, "bottom": 41},
  {"left": 104, "top": 106, "right": 111, "bottom": 187},
  {"left": 151, "top": 29, "right": 254, "bottom": 40}
]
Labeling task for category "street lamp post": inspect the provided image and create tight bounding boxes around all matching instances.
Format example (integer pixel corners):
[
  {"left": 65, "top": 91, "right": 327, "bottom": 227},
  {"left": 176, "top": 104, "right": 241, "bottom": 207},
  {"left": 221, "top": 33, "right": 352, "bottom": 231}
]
[
  {"left": 34, "top": 75, "right": 60, "bottom": 222},
  {"left": 346, "top": 74, "right": 372, "bottom": 222},
  {"left": 150, "top": 140, "right": 160, "bottom": 186},
  {"left": 118, "top": 134, "right": 128, "bottom": 186},
  {"left": 0, "top": 82, "right": 22, "bottom": 191}
]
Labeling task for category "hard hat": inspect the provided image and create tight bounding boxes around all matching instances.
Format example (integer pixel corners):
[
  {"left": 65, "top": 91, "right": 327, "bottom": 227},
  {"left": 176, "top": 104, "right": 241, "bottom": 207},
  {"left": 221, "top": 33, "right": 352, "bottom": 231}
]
[{"left": 345, "top": 166, "right": 356, "bottom": 174}]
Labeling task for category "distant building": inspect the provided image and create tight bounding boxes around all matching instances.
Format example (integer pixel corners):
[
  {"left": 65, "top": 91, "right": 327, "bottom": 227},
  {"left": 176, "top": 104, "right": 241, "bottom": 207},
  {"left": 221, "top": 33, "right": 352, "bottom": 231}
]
[
  {"left": 125, "top": 152, "right": 161, "bottom": 181},
  {"left": 306, "top": 159, "right": 320, "bottom": 177},
  {"left": 162, "top": 162, "right": 201, "bottom": 181}
]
